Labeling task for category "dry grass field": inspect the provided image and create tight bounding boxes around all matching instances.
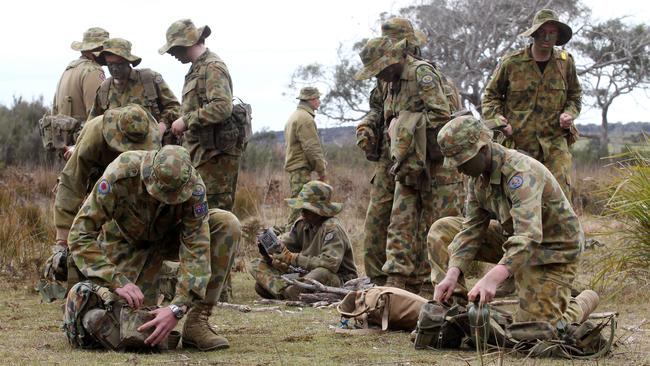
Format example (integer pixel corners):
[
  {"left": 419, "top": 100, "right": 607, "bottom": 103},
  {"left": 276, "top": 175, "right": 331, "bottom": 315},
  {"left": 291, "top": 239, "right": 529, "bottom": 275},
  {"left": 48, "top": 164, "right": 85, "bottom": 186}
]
[{"left": 1, "top": 162, "right": 650, "bottom": 365}]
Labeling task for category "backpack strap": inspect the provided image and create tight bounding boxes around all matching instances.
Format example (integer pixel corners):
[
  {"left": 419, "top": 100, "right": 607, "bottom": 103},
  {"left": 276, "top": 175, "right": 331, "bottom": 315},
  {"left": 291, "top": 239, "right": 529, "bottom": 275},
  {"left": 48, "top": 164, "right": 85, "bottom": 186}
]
[
  {"left": 139, "top": 69, "right": 162, "bottom": 119},
  {"left": 98, "top": 79, "right": 111, "bottom": 110}
]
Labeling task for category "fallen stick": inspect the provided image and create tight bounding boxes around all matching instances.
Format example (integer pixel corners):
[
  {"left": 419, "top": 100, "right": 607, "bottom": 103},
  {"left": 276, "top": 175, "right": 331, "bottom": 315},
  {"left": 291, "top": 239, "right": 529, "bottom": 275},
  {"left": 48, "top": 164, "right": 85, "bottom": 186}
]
[
  {"left": 254, "top": 298, "right": 308, "bottom": 307},
  {"left": 215, "top": 302, "right": 252, "bottom": 313},
  {"left": 280, "top": 275, "right": 351, "bottom": 295}
]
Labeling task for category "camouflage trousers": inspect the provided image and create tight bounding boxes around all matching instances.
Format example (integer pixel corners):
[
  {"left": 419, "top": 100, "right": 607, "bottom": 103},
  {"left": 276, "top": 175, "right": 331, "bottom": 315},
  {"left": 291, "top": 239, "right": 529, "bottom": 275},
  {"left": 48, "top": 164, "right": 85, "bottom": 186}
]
[
  {"left": 427, "top": 216, "right": 583, "bottom": 325},
  {"left": 362, "top": 160, "right": 395, "bottom": 283},
  {"left": 540, "top": 147, "right": 573, "bottom": 204},
  {"left": 286, "top": 168, "right": 312, "bottom": 228},
  {"left": 196, "top": 154, "right": 241, "bottom": 211},
  {"left": 96, "top": 209, "right": 239, "bottom": 306},
  {"left": 247, "top": 258, "right": 341, "bottom": 299},
  {"left": 383, "top": 177, "right": 464, "bottom": 280}
]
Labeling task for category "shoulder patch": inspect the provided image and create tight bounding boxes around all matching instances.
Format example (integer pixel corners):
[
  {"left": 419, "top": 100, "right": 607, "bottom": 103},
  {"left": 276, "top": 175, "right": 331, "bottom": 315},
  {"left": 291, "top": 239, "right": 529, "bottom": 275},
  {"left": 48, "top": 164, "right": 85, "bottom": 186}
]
[
  {"left": 192, "top": 184, "right": 205, "bottom": 197},
  {"left": 193, "top": 201, "right": 208, "bottom": 218},
  {"left": 508, "top": 175, "right": 524, "bottom": 190},
  {"left": 324, "top": 232, "right": 334, "bottom": 242},
  {"left": 97, "top": 179, "right": 111, "bottom": 195}
]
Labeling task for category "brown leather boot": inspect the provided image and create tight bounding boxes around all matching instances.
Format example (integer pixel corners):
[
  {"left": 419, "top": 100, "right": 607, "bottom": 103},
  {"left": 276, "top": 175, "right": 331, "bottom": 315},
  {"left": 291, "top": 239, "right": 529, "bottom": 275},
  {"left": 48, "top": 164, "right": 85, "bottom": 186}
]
[{"left": 182, "top": 304, "right": 229, "bottom": 351}]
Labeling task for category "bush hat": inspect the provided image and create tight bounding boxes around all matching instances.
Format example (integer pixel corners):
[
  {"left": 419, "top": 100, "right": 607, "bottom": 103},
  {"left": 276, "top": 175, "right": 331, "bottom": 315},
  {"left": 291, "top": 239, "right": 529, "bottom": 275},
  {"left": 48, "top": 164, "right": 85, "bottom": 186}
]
[
  {"left": 141, "top": 145, "right": 200, "bottom": 205},
  {"left": 520, "top": 9, "right": 573, "bottom": 46},
  {"left": 296, "top": 87, "right": 321, "bottom": 100},
  {"left": 354, "top": 37, "right": 402, "bottom": 81},
  {"left": 159, "top": 19, "right": 211, "bottom": 55},
  {"left": 71, "top": 27, "right": 109, "bottom": 52},
  {"left": 102, "top": 104, "right": 161, "bottom": 153},
  {"left": 437, "top": 115, "right": 493, "bottom": 169},
  {"left": 286, "top": 181, "right": 343, "bottom": 217},
  {"left": 96, "top": 38, "right": 142, "bottom": 66}
]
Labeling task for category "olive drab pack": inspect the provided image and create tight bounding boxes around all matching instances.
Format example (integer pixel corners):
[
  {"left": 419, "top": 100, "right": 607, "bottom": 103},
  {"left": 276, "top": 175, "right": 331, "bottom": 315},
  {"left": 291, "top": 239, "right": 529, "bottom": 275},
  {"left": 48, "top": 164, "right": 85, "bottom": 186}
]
[
  {"left": 335, "top": 286, "right": 427, "bottom": 334},
  {"left": 196, "top": 95, "right": 253, "bottom": 153},
  {"left": 38, "top": 113, "right": 82, "bottom": 151}
]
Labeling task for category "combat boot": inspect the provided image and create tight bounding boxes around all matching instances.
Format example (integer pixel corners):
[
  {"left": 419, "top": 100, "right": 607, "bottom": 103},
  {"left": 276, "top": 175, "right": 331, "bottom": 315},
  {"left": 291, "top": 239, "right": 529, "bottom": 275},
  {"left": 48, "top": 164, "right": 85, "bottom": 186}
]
[
  {"left": 182, "top": 304, "right": 229, "bottom": 351},
  {"left": 385, "top": 275, "right": 409, "bottom": 291}
]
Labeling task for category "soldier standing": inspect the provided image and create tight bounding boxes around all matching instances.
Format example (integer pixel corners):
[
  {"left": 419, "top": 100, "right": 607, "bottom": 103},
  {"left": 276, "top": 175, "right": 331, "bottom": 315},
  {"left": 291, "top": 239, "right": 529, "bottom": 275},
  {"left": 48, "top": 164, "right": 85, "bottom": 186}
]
[
  {"left": 354, "top": 37, "right": 464, "bottom": 294},
  {"left": 64, "top": 145, "right": 240, "bottom": 351},
  {"left": 248, "top": 181, "right": 357, "bottom": 300},
  {"left": 482, "top": 9, "right": 581, "bottom": 202},
  {"left": 88, "top": 38, "right": 180, "bottom": 144},
  {"left": 431, "top": 115, "right": 586, "bottom": 325},
  {"left": 283, "top": 87, "right": 327, "bottom": 228},
  {"left": 52, "top": 27, "right": 109, "bottom": 159}
]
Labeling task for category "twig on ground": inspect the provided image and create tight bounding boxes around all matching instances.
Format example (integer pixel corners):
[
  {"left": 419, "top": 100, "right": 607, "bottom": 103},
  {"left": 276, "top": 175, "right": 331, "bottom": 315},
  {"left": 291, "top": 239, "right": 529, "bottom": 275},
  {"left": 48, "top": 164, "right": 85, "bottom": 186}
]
[
  {"left": 254, "top": 298, "right": 308, "bottom": 307},
  {"left": 215, "top": 302, "right": 252, "bottom": 313}
]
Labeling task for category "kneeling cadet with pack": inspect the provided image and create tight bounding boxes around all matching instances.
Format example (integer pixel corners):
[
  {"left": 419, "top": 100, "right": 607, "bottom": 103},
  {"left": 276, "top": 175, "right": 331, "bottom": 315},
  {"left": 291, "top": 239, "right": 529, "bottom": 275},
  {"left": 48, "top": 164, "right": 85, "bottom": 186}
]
[
  {"left": 63, "top": 145, "right": 240, "bottom": 352},
  {"left": 414, "top": 116, "right": 612, "bottom": 358}
]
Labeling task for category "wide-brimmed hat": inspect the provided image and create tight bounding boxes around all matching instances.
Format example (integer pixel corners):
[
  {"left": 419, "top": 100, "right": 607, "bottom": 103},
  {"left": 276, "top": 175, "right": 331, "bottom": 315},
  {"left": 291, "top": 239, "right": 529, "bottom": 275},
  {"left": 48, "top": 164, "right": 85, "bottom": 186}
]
[
  {"left": 71, "top": 27, "right": 109, "bottom": 52},
  {"left": 381, "top": 17, "right": 420, "bottom": 45},
  {"left": 102, "top": 104, "right": 161, "bottom": 153},
  {"left": 519, "top": 9, "right": 573, "bottom": 46},
  {"left": 141, "top": 145, "right": 201, "bottom": 205},
  {"left": 158, "top": 19, "right": 211, "bottom": 55},
  {"left": 296, "top": 87, "right": 321, "bottom": 100},
  {"left": 96, "top": 38, "right": 142, "bottom": 66},
  {"left": 437, "top": 115, "right": 493, "bottom": 169},
  {"left": 354, "top": 37, "right": 402, "bottom": 81},
  {"left": 285, "top": 181, "right": 343, "bottom": 217}
]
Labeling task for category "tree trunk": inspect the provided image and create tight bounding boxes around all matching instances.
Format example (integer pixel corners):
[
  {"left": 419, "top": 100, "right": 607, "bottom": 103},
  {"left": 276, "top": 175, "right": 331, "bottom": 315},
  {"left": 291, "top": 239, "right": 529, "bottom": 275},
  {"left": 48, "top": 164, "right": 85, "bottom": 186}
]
[{"left": 599, "top": 105, "right": 609, "bottom": 158}]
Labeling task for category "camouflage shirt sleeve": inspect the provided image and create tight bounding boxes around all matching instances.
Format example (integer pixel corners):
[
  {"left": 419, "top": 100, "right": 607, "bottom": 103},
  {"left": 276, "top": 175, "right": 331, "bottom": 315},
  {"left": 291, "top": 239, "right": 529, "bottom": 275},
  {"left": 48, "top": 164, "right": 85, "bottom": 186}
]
[
  {"left": 356, "top": 85, "right": 383, "bottom": 150},
  {"left": 152, "top": 72, "right": 181, "bottom": 127},
  {"left": 173, "top": 190, "right": 212, "bottom": 308},
  {"left": 296, "top": 118, "right": 327, "bottom": 175},
  {"left": 562, "top": 54, "right": 582, "bottom": 119},
  {"left": 87, "top": 86, "right": 105, "bottom": 121},
  {"left": 415, "top": 65, "right": 451, "bottom": 128},
  {"left": 496, "top": 170, "right": 544, "bottom": 274},
  {"left": 68, "top": 175, "right": 130, "bottom": 290},
  {"left": 481, "top": 60, "right": 509, "bottom": 129},
  {"left": 294, "top": 223, "right": 346, "bottom": 273},
  {"left": 185, "top": 62, "right": 233, "bottom": 130},
  {"left": 448, "top": 183, "right": 491, "bottom": 274}
]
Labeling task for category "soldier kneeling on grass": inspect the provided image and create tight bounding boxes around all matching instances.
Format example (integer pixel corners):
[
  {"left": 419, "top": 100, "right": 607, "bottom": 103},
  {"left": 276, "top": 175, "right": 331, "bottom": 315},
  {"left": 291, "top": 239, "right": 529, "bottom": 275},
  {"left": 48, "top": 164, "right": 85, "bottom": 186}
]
[
  {"left": 63, "top": 145, "right": 240, "bottom": 352},
  {"left": 248, "top": 181, "right": 358, "bottom": 300}
]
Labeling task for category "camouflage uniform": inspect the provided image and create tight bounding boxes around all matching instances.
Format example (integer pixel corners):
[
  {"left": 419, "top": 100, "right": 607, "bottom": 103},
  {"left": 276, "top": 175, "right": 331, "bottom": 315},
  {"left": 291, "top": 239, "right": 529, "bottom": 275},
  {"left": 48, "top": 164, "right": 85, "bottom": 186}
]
[
  {"left": 284, "top": 87, "right": 327, "bottom": 227},
  {"left": 53, "top": 28, "right": 109, "bottom": 122},
  {"left": 248, "top": 181, "right": 357, "bottom": 298},
  {"left": 355, "top": 37, "right": 464, "bottom": 288},
  {"left": 66, "top": 146, "right": 240, "bottom": 350},
  {"left": 88, "top": 38, "right": 180, "bottom": 142},
  {"left": 159, "top": 19, "right": 240, "bottom": 211},
  {"left": 482, "top": 9, "right": 581, "bottom": 202},
  {"left": 431, "top": 116, "right": 585, "bottom": 324}
]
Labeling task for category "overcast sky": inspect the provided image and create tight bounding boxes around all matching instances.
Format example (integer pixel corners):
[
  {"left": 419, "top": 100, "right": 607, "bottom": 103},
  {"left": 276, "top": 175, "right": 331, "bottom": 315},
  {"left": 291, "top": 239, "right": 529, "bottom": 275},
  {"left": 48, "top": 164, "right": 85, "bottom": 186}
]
[{"left": 0, "top": 0, "right": 648, "bottom": 132}]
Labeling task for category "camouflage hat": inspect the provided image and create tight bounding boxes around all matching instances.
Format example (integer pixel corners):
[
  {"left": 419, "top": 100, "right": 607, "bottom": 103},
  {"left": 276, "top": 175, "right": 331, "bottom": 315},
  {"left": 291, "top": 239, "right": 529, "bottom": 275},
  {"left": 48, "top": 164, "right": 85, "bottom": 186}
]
[
  {"left": 285, "top": 180, "right": 343, "bottom": 217},
  {"left": 71, "top": 27, "right": 109, "bottom": 52},
  {"left": 141, "top": 145, "right": 200, "bottom": 205},
  {"left": 158, "top": 19, "right": 211, "bottom": 55},
  {"left": 415, "top": 30, "right": 428, "bottom": 46},
  {"left": 96, "top": 38, "right": 142, "bottom": 66},
  {"left": 381, "top": 18, "right": 419, "bottom": 45},
  {"left": 354, "top": 37, "right": 402, "bottom": 81},
  {"left": 519, "top": 9, "right": 573, "bottom": 46},
  {"left": 296, "top": 87, "right": 321, "bottom": 100},
  {"left": 102, "top": 104, "right": 161, "bottom": 153},
  {"left": 437, "top": 115, "right": 493, "bottom": 169}
]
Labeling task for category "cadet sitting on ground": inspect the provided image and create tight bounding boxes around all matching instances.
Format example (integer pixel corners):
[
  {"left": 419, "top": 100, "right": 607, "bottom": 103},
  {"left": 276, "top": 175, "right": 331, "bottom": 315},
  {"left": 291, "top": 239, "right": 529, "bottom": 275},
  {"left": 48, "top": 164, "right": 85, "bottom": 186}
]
[
  {"left": 431, "top": 115, "right": 590, "bottom": 325},
  {"left": 248, "top": 181, "right": 358, "bottom": 300},
  {"left": 64, "top": 145, "right": 240, "bottom": 351}
]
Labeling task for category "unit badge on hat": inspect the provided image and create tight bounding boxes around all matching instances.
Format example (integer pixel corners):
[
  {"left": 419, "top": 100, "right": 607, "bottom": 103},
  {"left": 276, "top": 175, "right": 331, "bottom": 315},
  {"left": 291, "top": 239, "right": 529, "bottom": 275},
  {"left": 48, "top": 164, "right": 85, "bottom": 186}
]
[
  {"left": 98, "top": 179, "right": 111, "bottom": 195},
  {"left": 508, "top": 175, "right": 524, "bottom": 190}
]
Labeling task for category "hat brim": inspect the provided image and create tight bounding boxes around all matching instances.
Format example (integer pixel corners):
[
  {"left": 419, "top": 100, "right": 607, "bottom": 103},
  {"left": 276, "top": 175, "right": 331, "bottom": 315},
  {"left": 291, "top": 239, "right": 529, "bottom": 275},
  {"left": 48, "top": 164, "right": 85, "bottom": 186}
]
[
  {"left": 285, "top": 198, "right": 343, "bottom": 217},
  {"left": 519, "top": 20, "right": 573, "bottom": 46},
  {"left": 158, "top": 25, "right": 211, "bottom": 55},
  {"left": 71, "top": 41, "right": 104, "bottom": 52},
  {"left": 141, "top": 150, "right": 198, "bottom": 204},
  {"left": 442, "top": 132, "right": 491, "bottom": 169},
  {"left": 102, "top": 109, "right": 161, "bottom": 153},
  {"left": 97, "top": 48, "right": 142, "bottom": 67},
  {"left": 354, "top": 53, "right": 401, "bottom": 81}
]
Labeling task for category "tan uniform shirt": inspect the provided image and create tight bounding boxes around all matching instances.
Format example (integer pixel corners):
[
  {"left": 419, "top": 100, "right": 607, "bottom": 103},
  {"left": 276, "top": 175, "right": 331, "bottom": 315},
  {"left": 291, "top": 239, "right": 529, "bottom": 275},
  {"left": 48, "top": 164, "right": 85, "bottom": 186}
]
[
  {"left": 53, "top": 57, "right": 105, "bottom": 121},
  {"left": 283, "top": 102, "right": 327, "bottom": 175}
]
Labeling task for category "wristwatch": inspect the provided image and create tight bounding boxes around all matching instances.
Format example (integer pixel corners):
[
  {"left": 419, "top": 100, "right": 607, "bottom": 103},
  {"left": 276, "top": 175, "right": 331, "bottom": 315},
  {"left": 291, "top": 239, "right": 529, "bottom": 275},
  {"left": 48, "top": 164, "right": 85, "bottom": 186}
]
[{"left": 169, "top": 304, "right": 185, "bottom": 319}]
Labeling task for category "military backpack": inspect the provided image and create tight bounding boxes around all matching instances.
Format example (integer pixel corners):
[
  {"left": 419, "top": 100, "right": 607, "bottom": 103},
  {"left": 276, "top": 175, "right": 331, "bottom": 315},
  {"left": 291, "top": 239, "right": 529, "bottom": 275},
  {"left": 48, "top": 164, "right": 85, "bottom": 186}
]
[{"left": 38, "top": 113, "right": 82, "bottom": 151}]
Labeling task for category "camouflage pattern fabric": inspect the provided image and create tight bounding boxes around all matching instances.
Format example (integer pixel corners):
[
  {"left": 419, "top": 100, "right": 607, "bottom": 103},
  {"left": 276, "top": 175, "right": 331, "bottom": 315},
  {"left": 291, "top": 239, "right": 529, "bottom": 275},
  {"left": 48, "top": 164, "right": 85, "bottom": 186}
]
[
  {"left": 96, "top": 38, "right": 142, "bottom": 66},
  {"left": 71, "top": 27, "right": 109, "bottom": 52},
  {"left": 53, "top": 57, "right": 106, "bottom": 121},
  {"left": 101, "top": 104, "right": 162, "bottom": 152},
  {"left": 482, "top": 45, "right": 582, "bottom": 201},
  {"left": 285, "top": 181, "right": 343, "bottom": 218},
  {"left": 197, "top": 154, "right": 240, "bottom": 211},
  {"left": 296, "top": 87, "right": 320, "bottom": 101},
  {"left": 158, "top": 19, "right": 211, "bottom": 55},
  {"left": 284, "top": 102, "right": 327, "bottom": 176},
  {"left": 286, "top": 168, "right": 311, "bottom": 228},
  {"left": 54, "top": 109, "right": 161, "bottom": 232},
  {"left": 88, "top": 68, "right": 181, "bottom": 131},
  {"left": 248, "top": 259, "right": 341, "bottom": 299},
  {"left": 354, "top": 37, "right": 402, "bottom": 81},
  {"left": 68, "top": 149, "right": 240, "bottom": 308},
  {"left": 519, "top": 9, "right": 573, "bottom": 46}
]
